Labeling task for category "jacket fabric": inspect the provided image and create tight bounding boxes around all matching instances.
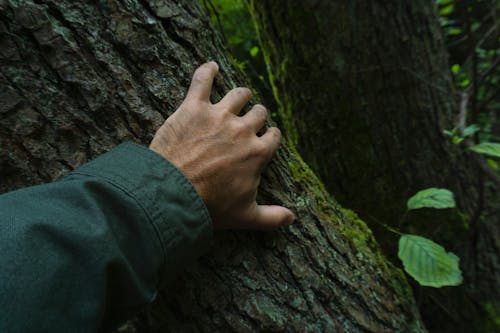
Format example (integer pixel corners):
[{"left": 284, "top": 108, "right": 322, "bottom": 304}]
[{"left": 0, "top": 142, "right": 212, "bottom": 332}]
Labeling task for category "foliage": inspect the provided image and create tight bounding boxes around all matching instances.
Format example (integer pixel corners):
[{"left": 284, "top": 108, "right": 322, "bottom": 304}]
[
  {"left": 443, "top": 124, "right": 481, "bottom": 144},
  {"left": 469, "top": 142, "right": 500, "bottom": 157},
  {"left": 407, "top": 188, "right": 456, "bottom": 210},
  {"left": 437, "top": 0, "right": 500, "bottom": 143},
  {"left": 393, "top": 188, "right": 462, "bottom": 287},
  {"left": 207, "top": 0, "right": 472, "bottom": 288},
  {"left": 203, "top": 0, "right": 266, "bottom": 78},
  {"left": 398, "top": 234, "right": 462, "bottom": 287},
  {"left": 203, "top": 0, "right": 278, "bottom": 119}
]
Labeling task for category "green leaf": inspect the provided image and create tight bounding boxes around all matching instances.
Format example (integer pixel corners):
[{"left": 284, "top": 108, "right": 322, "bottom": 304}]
[
  {"left": 443, "top": 129, "right": 455, "bottom": 137},
  {"left": 407, "top": 188, "right": 455, "bottom": 210},
  {"left": 451, "top": 64, "right": 460, "bottom": 73},
  {"left": 487, "top": 159, "right": 498, "bottom": 169},
  {"left": 452, "top": 136, "right": 464, "bottom": 145},
  {"left": 462, "top": 124, "right": 480, "bottom": 137},
  {"left": 249, "top": 46, "right": 259, "bottom": 57},
  {"left": 439, "top": 4, "right": 455, "bottom": 16},
  {"left": 459, "top": 78, "right": 470, "bottom": 87},
  {"left": 448, "top": 27, "right": 462, "bottom": 35},
  {"left": 398, "top": 234, "right": 463, "bottom": 287},
  {"left": 469, "top": 142, "right": 500, "bottom": 158}
]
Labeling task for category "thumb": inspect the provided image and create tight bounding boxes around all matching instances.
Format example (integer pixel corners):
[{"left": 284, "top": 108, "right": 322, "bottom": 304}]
[{"left": 253, "top": 205, "right": 296, "bottom": 230}]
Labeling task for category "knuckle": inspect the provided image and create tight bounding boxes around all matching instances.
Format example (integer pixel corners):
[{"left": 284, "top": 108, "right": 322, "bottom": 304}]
[
  {"left": 193, "top": 71, "right": 209, "bottom": 84},
  {"left": 213, "top": 109, "right": 228, "bottom": 122},
  {"left": 253, "top": 140, "right": 271, "bottom": 158},
  {"left": 193, "top": 66, "right": 212, "bottom": 82},
  {"left": 233, "top": 119, "right": 251, "bottom": 134},
  {"left": 233, "top": 87, "right": 252, "bottom": 98}
]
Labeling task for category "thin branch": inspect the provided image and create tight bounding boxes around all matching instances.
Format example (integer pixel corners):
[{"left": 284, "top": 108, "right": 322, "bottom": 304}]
[
  {"left": 429, "top": 295, "right": 459, "bottom": 323},
  {"left": 468, "top": 56, "right": 500, "bottom": 96},
  {"left": 457, "top": 92, "right": 469, "bottom": 135},
  {"left": 475, "top": 23, "right": 498, "bottom": 52},
  {"left": 454, "top": 55, "right": 500, "bottom": 186},
  {"left": 457, "top": 55, "right": 500, "bottom": 134},
  {"left": 476, "top": 88, "right": 500, "bottom": 114},
  {"left": 459, "top": 20, "right": 498, "bottom": 66}
]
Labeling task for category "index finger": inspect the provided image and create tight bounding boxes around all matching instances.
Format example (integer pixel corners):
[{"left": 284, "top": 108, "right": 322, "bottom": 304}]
[{"left": 186, "top": 61, "right": 219, "bottom": 101}]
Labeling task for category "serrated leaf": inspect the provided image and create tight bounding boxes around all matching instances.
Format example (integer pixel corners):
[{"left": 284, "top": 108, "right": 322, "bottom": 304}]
[
  {"left": 398, "top": 234, "right": 463, "bottom": 287},
  {"left": 407, "top": 188, "right": 456, "bottom": 210},
  {"left": 469, "top": 142, "right": 500, "bottom": 158}
]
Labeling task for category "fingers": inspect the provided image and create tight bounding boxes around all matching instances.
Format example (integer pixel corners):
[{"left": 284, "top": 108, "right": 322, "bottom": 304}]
[
  {"left": 252, "top": 205, "right": 295, "bottom": 230},
  {"left": 242, "top": 104, "right": 267, "bottom": 132},
  {"left": 186, "top": 61, "right": 219, "bottom": 101},
  {"left": 216, "top": 87, "right": 252, "bottom": 115},
  {"left": 260, "top": 127, "right": 282, "bottom": 158}
]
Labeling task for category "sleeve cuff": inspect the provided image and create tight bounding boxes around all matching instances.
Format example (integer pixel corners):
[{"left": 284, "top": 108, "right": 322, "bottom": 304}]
[{"left": 68, "top": 142, "right": 213, "bottom": 284}]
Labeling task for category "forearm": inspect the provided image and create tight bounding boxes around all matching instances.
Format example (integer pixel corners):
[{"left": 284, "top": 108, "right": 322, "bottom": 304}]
[{"left": 0, "top": 143, "right": 212, "bottom": 332}]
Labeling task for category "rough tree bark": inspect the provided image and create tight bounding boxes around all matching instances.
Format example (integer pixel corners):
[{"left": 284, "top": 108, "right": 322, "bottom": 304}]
[
  {"left": 0, "top": 0, "right": 426, "bottom": 332},
  {"left": 249, "top": 1, "right": 499, "bottom": 332}
]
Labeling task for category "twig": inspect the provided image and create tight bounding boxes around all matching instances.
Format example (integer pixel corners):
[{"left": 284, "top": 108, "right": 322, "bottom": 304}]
[
  {"left": 457, "top": 91, "right": 469, "bottom": 135},
  {"left": 476, "top": 88, "right": 500, "bottom": 114},
  {"left": 455, "top": 55, "right": 500, "bottom": 186},
  {"left": 468, "top": 56, "right": 500, "bottom": 96},
  {"left": 459, "top": 21, "right": 498, "bottom": 66},
  {"left": 429, "top": 294, "right": 459, "bottom": 323},
  {"left": 366, "top": 214, "right": 402, "bottom": 235}
]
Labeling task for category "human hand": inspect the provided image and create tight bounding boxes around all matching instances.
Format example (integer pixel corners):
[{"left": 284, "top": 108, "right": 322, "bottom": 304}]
[{"left": 149, "top": 62, "right": 295, "bottom": 230}]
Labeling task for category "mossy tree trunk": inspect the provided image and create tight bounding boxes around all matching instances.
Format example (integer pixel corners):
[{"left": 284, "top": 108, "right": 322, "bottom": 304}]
[
  {"left": 249, "top": 1, "right": 499, "bottom": 332},
  {"left": 0, "top": 0, "right": 426, "bottom": 332}
]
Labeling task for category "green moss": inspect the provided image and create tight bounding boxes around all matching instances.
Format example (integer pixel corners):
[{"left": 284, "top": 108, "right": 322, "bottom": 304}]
[
  {"left": 287, "top": 148, "right": 390, "bottom": 271},
  {"left": 287, "top": 149, "right": 315, "bottom": 183},
  {"left": 262, "top": 52, "right": 298, "bottom": 145},
  {"left": 227, "top": 53, "right": 247, "bottom": 75},
  {"left": 341, "top": 210, "right": 373, "bottom": 246},
  {"left": 247, "top": 2, "right": 298, "bottom": 147},
  {"left": 248, "top": 0, "right": 415, "bottom": 307}
]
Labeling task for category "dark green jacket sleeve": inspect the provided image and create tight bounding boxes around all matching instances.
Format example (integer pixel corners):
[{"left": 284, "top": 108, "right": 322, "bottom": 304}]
[{"left": 0, "top": 142, "right": 212, "bottom": 332}]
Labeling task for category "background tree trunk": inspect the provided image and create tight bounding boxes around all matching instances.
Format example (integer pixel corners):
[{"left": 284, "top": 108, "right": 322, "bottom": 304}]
[
  {"left": 249, "top": 1, "right": 499, "bottom": 332},
  {"left": 0, "top": 1, "right": 426, "bottom": 332}
]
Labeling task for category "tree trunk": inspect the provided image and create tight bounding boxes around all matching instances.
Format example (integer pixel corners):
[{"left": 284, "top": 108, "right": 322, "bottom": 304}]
[
  {"left": 249, "top": 1, "right": 499, "bottom": 332},
  {"left": 0, "top": 1, "right": 426, "bottom": 332}
]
